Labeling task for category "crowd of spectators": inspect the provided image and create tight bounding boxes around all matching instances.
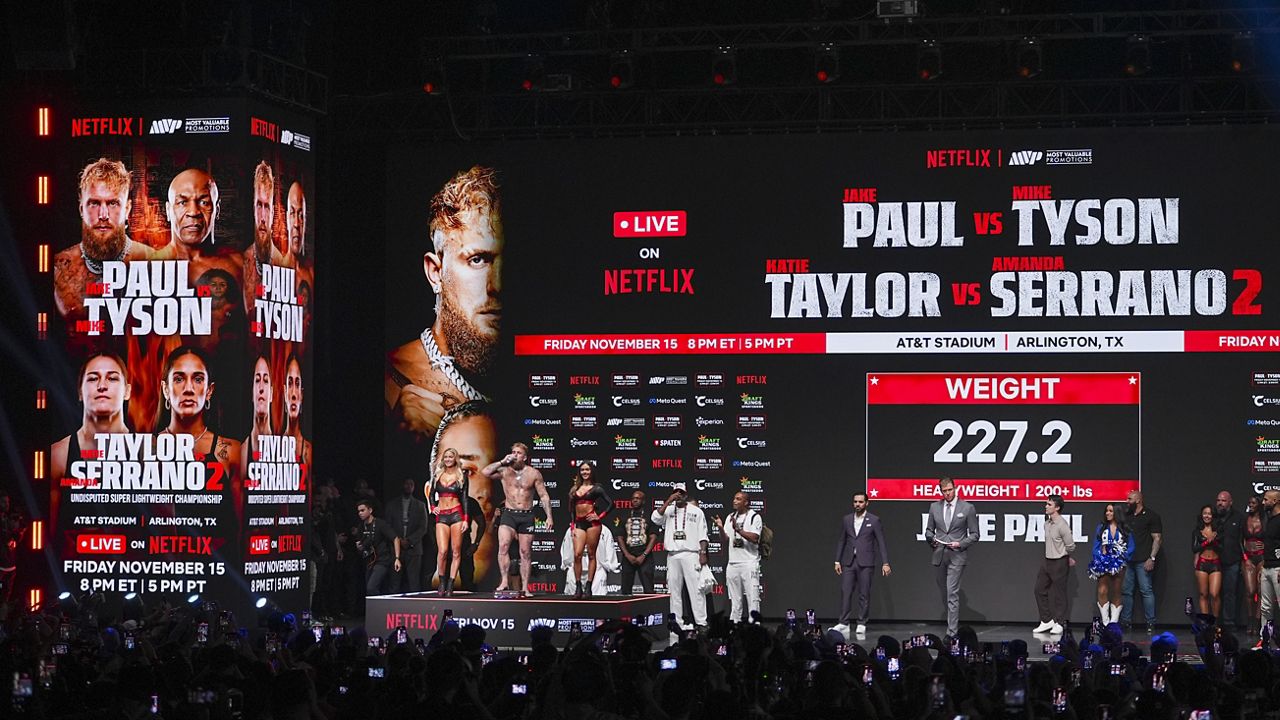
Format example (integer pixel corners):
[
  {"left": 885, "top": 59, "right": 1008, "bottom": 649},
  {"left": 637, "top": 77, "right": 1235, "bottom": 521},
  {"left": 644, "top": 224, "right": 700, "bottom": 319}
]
[{"left": 3, "top": 593, "right": 1279, "bottom": 720}]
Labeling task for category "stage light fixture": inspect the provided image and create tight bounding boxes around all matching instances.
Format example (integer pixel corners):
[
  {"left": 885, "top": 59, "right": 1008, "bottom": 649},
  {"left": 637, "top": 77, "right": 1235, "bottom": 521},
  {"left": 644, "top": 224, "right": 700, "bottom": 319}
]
[
  {"left": 29, "top": 589, "right": 42, "bottom": 613},
  {"left": 34, "top": 450, "right": 45, "bottom": 479},
  {"left": 123, "top": 592, "right": 145, "bottom": 622},
  {"left": 1016, "top": 38, "right": 1043, "bottom": 79},
  {"left": 37, "top": 175, "right": 49, "bottom": 204},
  {"left": 712, "top": 47, "right": 737, "bottom": 86},
  {"left": 521, "top": 55, "right": 545, "bottom": 91},
  {"left": 609, "top": 51, "right": 634, "bottom": 89},
  {"left": 36, "top": 389, "right": 46, "bottom": 410},
  {"left": 37, "top": 107, "right": 50, "bottom": 136},
  {"left": 1124, "top": 35, "right": 1151, "bottom": 76},
  {"left": 187, "top": 593, "right": 201, "bottom": 605},
  {"left": 815, "top": 44, "right": 840, "bottom": 84},
  {"left": 1231, "top": 32, "right": 1255, "bottom": 73},
  {"left": 38, "top": 243, "right": 49, "bottom": 272},
  {"left": 917, "top": 40, "right": 942, "bottom": 81},
  {"left": 30, "top": 521, "right": 42, "bottom": 550}
]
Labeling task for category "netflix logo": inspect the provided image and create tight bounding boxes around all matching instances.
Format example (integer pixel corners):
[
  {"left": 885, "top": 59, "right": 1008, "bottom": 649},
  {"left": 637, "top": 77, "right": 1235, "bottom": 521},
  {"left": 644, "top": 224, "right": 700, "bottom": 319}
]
[
  {"left": 71, "top": 117, "right": 142, "bottom": 137},
  {"left": 251, "top": 117, "right": 279, "bottom": 142},
  {"left": 613, "top": 211, "right": 687, "bottom": 238}
]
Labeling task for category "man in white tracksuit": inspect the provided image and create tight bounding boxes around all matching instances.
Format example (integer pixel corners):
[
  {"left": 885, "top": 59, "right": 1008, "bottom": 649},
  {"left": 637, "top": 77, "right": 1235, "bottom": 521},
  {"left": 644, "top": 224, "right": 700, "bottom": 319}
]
[
  {"left": 652, "top": 482, "right": 710, "bottom": 631},
  {"left": 714, "top": 491, "right": 762, "bottom": 623}
]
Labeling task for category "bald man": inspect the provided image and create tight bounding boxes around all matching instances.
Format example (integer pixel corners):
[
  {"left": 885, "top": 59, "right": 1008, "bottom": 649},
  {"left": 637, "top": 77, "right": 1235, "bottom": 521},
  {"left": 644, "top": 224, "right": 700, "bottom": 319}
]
[
  {"left": 282, "top": 181, "right": 314, "bottom": 325},
  {"left": 153, "top": 169, "right": 243, "bottom": 277},
  {"left": 1260, "top": 490, "right": 1280, "bottom": 640},
  {"left": 1119, "top": 490, "right": 1163, "bottom": 633},
  {"left": 151, "top": 168, "right": 244, "bottom": 347}
]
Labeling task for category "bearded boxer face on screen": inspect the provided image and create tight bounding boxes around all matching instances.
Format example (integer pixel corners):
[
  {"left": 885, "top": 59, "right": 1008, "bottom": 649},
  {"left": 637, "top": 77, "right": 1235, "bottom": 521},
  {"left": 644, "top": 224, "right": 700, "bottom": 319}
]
[
  {"left": 424, "top": 173, "right": 504, "bottom": 377},
  {"left": 79, "top": 169, "right": 132, "bottom": 261}
]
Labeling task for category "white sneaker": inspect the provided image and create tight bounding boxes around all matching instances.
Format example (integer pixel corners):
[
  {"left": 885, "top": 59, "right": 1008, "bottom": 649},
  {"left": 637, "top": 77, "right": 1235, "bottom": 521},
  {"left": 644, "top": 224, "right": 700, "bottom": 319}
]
[
  {"left": 1049, "top": 622, "right": 1064, "bottom": 635},
  {"left": 1033, "top": 620, "right": 1054, "bottom": 633},
  {"left": 855, "top": 623, "right": 867, "bottom": 636},
  {"left": 831, "top": 623, "right": 850, "bottom": 639}
]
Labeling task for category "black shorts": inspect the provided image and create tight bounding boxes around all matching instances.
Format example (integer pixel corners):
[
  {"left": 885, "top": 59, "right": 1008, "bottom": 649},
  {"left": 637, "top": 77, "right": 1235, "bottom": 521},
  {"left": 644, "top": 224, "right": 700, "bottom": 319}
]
[
  {"left": 500, "top": 508, "right": 536, "bottom": 534},
  {"left": 574, "top": 517, "right": 602, "bottom": 531},
  {"left": 436, "top": 509, "right": 464, "bottom": 526}
]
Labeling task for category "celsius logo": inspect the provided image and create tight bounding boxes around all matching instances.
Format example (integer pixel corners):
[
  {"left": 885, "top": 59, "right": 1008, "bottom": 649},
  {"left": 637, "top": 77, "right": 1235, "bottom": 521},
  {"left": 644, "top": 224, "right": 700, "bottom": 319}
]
[
  {"left": 613, "top": 211, "right": 688, "bottom": 238},
  {"left": 613, "top": 396, "right": 640, "bottom": 407},
  {"left": 1009, "top": 150, "right": 1044, "bottom": 166},
  {"left": 529, "top": 396, "right": 558, "bottom": 407},
  {"left": 694, "top": 479, "right": 725, "bottom": 491},
  {"left": 149, "top": 118, "right": 182, "bottom": 134},
  {"left": 1254, "top": 395, "right": 1280, "bottom": 407},
  {"left": 737, "top": 437, "right": 767, "bottom": 449},
  {"left": 696, "top": 396, "right": 724, "bottom": 407},
  {"left": 611, "top": 479, "right": 640, "bottom": 490}
]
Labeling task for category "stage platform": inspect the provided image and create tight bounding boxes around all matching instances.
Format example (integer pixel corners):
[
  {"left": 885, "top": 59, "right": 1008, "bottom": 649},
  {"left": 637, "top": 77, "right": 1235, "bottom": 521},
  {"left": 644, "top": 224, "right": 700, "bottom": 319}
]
[{"left": 365, "top": 591, "right": 671, "bottom": 647}]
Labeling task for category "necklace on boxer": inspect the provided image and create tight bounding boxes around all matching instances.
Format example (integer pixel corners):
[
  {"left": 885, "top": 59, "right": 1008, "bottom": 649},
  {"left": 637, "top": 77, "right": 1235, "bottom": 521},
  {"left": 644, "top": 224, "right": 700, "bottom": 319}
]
[
  {"left": 81, "top": 238, "right": 132, "bottom": 276},
  {"left": 420, "top": 328, "right": 488, "bottom": 402}
]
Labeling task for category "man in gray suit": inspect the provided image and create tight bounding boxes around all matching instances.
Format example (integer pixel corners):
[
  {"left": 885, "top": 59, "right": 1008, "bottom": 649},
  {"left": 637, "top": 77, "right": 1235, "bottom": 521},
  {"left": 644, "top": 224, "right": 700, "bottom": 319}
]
[
  {"left": 833, "top": 492, "right": 892, "bottom": 638},
  {"left": 386, "top": 477, "right": 430, "bottom": 593},
  {"left": 924, "top": 477, "right": 980, "bottom": 637}
]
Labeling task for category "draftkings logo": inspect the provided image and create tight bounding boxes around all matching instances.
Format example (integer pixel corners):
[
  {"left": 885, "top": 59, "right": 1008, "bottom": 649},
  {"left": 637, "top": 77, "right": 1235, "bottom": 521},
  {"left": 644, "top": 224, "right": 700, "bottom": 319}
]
[{"left": 614, "top": 435, "right": 639, "bottom": 451}]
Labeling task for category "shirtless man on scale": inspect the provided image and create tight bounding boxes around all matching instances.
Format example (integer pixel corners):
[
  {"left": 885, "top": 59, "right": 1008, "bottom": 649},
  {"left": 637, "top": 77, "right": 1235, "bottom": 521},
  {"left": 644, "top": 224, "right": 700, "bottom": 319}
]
[{"left": 482, "top": 442, "right": 553, "bottom": 598}]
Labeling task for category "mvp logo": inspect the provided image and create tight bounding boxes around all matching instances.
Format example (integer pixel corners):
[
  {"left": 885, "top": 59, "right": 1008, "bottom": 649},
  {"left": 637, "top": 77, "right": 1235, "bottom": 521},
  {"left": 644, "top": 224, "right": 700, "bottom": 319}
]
[
  {"left": 1009, "top": 150, "right": 1044, "bottom": 166},
  {"left": 149, "top": 119, "right": 182, "bottom": 134}
]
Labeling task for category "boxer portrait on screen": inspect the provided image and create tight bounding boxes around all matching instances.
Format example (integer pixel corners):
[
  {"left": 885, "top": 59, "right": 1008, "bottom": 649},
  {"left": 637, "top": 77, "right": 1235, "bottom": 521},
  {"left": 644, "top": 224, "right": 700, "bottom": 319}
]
[
  {"left": 54, "top": 158, "right": 151, "bottom": 322},
  {"left": 385, "top": 166, "right": 504, "bottom": 439}
]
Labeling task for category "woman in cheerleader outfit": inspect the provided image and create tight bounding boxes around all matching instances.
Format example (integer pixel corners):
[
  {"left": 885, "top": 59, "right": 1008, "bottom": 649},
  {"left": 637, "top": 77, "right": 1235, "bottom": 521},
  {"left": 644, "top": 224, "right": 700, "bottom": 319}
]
[{"left": 1089, "top": 502, "right": 1133, "bottom": 624}]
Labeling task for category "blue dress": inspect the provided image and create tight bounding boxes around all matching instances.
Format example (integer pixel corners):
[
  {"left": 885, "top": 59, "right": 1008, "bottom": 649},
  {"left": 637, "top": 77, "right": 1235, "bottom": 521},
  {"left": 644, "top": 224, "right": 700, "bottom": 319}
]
[{"left": 1088, "top": 524, "right": 1131, "bottom": 580}]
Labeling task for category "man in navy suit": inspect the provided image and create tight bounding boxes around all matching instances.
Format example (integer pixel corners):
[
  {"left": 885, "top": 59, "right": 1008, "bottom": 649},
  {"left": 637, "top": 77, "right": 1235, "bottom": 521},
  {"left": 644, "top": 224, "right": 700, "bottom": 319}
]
[
  {"left": 924, "top": 477, "right": 980, "bottom": 637},
  {"left": 833, "top": 492, "right": 892, "bottom": 638}
]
